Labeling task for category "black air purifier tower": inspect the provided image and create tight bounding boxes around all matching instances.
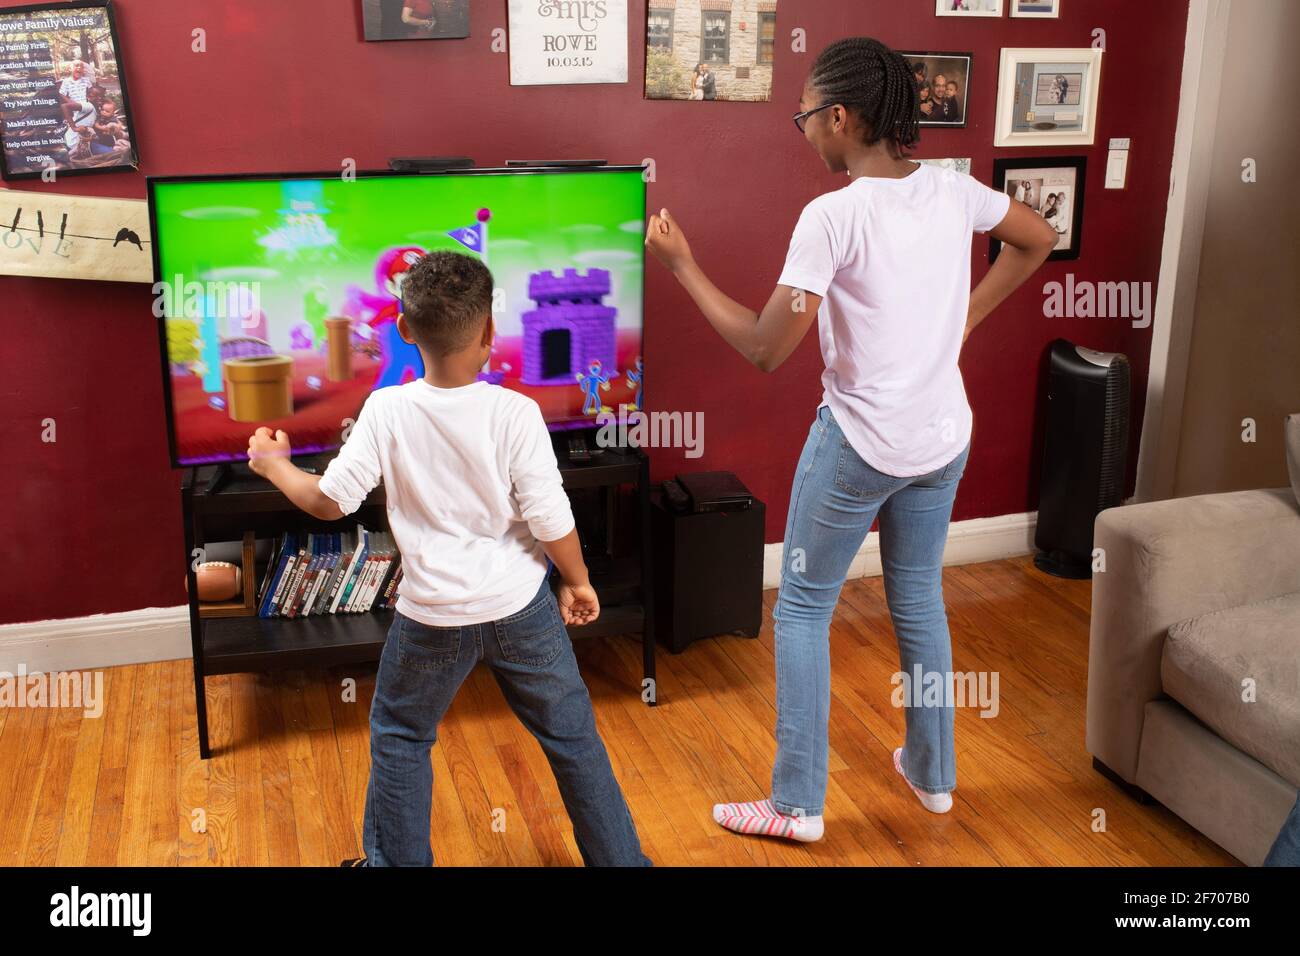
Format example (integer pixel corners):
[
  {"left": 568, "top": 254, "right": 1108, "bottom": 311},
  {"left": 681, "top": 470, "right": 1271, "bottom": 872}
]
[{"left": 1034, "top": 340, "right": 1132, "bottom": 579}]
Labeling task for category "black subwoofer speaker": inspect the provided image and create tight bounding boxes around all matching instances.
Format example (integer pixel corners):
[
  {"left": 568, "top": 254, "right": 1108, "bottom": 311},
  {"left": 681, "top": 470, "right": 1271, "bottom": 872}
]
[
  {"left": 1034, "top": 339, "right": 1131, "bottom": 579},
  {"left": 651, "top": 488, "right": 764, "bottom": 653}
]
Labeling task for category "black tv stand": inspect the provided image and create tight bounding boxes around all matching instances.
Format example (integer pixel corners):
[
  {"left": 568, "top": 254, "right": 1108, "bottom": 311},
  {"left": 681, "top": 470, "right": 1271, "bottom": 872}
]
[
  {"left": 201, "top": 461, "right": 240, "bottom": 497},
  {"left": 180, "top": 444, "right": 656, "bottom": 759}
]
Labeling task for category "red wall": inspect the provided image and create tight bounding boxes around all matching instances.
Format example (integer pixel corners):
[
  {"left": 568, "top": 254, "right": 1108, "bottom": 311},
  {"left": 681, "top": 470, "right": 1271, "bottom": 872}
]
[{"left": 0, "top": 0, "right": 1188, "bottom": 624}]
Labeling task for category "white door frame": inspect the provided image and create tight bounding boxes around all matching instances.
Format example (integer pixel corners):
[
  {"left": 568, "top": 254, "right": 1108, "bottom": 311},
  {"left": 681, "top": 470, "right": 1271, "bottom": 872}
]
[{"left": 1134, "top": 0, "right": 1234, "bottom": 501}]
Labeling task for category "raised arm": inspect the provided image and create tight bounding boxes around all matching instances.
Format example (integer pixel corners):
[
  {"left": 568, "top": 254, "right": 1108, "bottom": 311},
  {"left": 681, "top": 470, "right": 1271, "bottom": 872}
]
[
  {"left": 247, "top": 428, "right": 345, "bottom": 521},
  {"left": 646, "top": 209, "right": 822, "bottom": 373},
  {"left": 249, "top": 393, "right": 383, "bottom": 521}
]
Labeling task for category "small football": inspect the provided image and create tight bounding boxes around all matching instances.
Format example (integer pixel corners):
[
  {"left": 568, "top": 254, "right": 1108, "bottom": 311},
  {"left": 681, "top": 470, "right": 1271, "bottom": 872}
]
[{"left": 188, "top": 561, "right": 242, "bottom": 602}]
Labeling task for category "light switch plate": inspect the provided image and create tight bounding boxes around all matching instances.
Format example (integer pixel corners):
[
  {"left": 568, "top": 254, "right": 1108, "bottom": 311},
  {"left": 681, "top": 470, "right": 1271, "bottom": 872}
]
[{"left": 1105, "top": 150, "right": 1128, "bottom": 189}]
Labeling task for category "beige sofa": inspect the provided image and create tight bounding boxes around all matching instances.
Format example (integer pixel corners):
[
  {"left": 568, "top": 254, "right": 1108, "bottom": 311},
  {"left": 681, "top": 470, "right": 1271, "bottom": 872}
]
[{"left": 1087, "top": 483, "right": 1300, "bottom": 865}]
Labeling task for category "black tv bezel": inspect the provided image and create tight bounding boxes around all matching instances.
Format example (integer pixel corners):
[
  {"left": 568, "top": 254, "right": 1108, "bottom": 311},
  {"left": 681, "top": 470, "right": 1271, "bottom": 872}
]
[
  {"left": 147, "top": 164, "right": 650, "bottom": 471},
  {"left": 0, "top": 0, "right": 141, "bottom": 181}
]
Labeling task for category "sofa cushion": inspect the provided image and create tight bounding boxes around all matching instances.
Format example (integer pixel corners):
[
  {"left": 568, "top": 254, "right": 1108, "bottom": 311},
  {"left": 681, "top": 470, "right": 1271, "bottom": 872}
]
[
  {"left": 1162, "top": 591, "right": 1300, "bottom": 788},
  {"left": 1287, "top": 413, "right": 1300, "bottom": 509}
]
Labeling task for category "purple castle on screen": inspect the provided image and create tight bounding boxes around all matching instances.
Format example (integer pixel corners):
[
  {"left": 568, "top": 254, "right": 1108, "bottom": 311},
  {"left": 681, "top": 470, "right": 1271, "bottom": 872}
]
[{"left": 521, "top": 268, "right": 617, "bottom": 386}]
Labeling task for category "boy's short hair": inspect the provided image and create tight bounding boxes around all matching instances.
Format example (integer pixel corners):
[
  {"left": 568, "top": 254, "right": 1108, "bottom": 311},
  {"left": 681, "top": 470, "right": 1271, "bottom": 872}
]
[{"left": 400, "top": 251, "right": 493, "bottom": 356}]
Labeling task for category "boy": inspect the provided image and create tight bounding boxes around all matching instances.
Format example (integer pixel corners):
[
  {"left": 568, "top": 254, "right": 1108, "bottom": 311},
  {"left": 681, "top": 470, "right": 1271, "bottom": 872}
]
[
  {"left": 247, "top": 251, "right": 650, "bottom": 867},
  {"left": 92, "top": 99, "right": 130, "bottom": 152}
]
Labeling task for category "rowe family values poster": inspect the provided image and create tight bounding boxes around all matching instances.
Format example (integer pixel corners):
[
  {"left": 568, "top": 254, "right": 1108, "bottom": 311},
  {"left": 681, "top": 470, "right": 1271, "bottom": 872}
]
[
  {"left": 508, "top": 0, "right": 628, "bottom": 86},
  {"left": 0, "top": 2, "right": 138, "bottom": 179}
]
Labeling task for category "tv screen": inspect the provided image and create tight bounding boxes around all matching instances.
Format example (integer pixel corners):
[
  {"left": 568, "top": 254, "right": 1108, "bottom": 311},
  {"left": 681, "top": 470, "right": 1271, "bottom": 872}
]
[{"left": 149, "top": 167, "right": 647, "bottom": 467}]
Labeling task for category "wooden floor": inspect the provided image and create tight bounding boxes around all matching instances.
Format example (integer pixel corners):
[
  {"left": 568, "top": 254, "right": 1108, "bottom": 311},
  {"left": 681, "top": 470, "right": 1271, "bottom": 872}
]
[{"left": 0, "top": 555, "right": 1237, "bottom": 867}]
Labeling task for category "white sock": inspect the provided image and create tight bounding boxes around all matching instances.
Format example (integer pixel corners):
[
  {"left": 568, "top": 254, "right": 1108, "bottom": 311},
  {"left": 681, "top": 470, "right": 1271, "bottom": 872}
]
[
  {"left": 894, "top": 747, "right": 953, "bottom": 814},
  {"left": 712, "top": 799, "right": 824, "bottom": 842}
]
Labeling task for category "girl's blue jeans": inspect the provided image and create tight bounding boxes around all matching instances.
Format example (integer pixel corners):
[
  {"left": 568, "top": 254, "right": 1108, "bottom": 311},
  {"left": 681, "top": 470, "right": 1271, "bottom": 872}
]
[{"left": 772, "top": 404, "right": 970, "bottom": 816}]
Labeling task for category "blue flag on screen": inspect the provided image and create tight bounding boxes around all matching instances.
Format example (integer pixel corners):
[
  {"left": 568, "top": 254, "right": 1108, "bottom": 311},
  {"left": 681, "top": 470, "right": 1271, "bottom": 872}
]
[{"left": 447, "top": 223, "right": 483, "bottom": 252}]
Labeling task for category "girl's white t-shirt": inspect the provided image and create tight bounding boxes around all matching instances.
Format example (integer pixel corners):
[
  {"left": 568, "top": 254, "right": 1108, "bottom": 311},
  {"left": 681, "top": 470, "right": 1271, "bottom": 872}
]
[{"left": 778, "top": 162, "right": 1011, "bottom": 477}]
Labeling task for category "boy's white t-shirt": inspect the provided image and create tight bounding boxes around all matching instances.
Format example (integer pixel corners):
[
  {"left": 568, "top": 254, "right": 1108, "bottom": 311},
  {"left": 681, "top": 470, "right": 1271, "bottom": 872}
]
[
  {"left": 778, "top": 162, "right": 1011, "bottom": 477},
  {"left": 318, "top": 380, "right": 574, "bottom": 626}
]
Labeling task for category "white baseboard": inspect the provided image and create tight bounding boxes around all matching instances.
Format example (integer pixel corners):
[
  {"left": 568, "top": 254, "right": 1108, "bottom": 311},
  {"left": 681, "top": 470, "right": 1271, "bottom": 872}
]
[
  {"left": 1, "top": 510, "right": 1038, "bottom": 674},
  {"left": 0, "top": 606, "right": 190, "bottom": 675},
  {"left": 762, "top": 511, "right": 1038, "bottom": 589}
]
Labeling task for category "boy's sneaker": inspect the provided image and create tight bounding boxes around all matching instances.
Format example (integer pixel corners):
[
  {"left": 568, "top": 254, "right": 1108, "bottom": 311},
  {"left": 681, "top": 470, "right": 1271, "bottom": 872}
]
[{"left": 340, "top": 857, "right": 368, "bottom": 867}]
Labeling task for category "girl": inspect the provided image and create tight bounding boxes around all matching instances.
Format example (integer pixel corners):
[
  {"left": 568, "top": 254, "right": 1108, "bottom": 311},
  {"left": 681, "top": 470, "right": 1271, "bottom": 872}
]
[
  {"left": 691, "top": 63, "right": 706, "bottom": 101},
  {"left": 645, "top": 37, "right": 1056, "bottom": 842}
]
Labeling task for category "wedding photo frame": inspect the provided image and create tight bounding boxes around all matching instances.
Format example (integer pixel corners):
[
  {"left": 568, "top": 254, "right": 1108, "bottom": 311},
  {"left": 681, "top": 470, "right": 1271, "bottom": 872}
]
[
  {"left": 990, "top": 155, "right": 1086, "bottom": 262},
  {"left": 645, "top": 0, "right": 781, "bottom": 102},
  {"left": 994, "top": 47, "right": 1102, "bottom": 146}
]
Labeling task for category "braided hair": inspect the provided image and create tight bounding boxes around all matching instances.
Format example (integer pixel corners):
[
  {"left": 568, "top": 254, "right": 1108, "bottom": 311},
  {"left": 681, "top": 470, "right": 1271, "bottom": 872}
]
[{"left": 808, "top": 38, "right": 920, "bottom": 155}]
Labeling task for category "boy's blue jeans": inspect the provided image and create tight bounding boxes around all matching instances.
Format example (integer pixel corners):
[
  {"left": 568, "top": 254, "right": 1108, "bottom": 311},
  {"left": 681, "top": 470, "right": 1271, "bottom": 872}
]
[
  {"left": 363, "top": 577, "right": 651, "bottom": 866},
  {"left": 772, "top": 405, "right": 970, "bottom": 817}
]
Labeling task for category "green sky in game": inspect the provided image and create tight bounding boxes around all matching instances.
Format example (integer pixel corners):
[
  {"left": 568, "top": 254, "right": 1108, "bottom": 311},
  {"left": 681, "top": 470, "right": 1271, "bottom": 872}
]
[{"left": 154, "top": 170, "right": 646, "bottom": 352}]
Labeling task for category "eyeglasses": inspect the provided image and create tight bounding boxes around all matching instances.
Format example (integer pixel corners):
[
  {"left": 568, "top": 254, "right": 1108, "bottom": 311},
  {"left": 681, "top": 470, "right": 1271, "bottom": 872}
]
[{"left": 793, "top": 103, "right": 835, "bottom": 133}]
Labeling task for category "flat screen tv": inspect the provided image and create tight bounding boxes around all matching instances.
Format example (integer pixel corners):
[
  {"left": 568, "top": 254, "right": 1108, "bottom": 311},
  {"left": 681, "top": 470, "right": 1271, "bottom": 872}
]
[{"left": 149, "top": 166, "right": 647, "bottom": 467}]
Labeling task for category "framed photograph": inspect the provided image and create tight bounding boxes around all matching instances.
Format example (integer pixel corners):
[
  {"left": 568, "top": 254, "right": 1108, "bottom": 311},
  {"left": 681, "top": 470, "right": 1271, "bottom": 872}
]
[
  {"left": 935, "top": 0, "right": 1003, "bottom": 17},
  {"left": 361, "top": 0, "right": 470, "bottom": 41},
  {"left": 994, "top": 47, "right": 1102, "bottom": 146},
  {"left": 645, "top": 0, "right": 780, "bottom": 102},
  {"left": 1010, "top": 0, "right": 1061, "bottom": 18},
  {"left": 509, "top": 0, "right": 628, "bottom": 87},
  {"left": 902, "top": 52, "right": 971, "bottom": 128},
  {"left": 0, "top": 1, "right": 138, "bottom": 180},
  {"left": 991, "top": 156, "right": 1086, "bottom": 261}
]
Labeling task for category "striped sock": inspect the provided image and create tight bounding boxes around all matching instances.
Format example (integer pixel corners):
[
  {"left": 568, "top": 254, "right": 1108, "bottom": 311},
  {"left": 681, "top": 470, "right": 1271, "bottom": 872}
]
[
  {"left": 893, "top": 747, "right": 953, "bottom": 814},
  {"left": 712, "top": 799, "right": 824, "bottom": 842}
]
